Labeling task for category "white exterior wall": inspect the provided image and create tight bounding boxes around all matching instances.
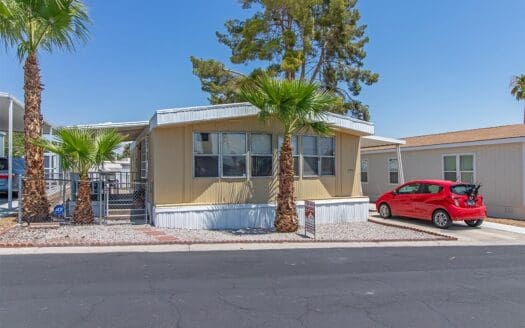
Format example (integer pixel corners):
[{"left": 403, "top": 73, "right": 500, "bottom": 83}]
[
  {"left": 362, "top": 142, "right": 525, "bottom": 220},
  {"left": 152, "top": 197, "right": 369, "bottom": 229}
]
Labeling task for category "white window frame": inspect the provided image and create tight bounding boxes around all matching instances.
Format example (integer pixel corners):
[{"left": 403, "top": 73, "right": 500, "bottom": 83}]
[
  {"left": 442, "top": 153, "right": 476, "bottom": 183},
  {"left": 192, "top": 132, "right": 221, "bottom": 179},
  {"left": 140, "top": 137, "right": 148, "bottom": 179},
  {"left": 301, "top": 135, "right": 336, "bottom": 177},
  {"left": 221, "top": 132, "right": 248, "bottom": 178},
  {"left": 388, "top": 157, "right": 399, "bottom": 185},
  {"left": 249, "top": 133, "right": 273, "bottom": 178},
  {"left": 361, "top": 159, "right": 368, "bottom": 184}
]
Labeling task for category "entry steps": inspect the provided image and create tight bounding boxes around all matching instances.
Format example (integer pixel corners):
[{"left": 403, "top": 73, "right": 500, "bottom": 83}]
[{"left": 105, "top": 193, "right": 147, "bottom": 225}]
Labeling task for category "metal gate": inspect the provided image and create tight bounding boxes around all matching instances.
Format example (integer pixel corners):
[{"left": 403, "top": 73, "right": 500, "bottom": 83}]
[
  {"left": 99, "top": 172, "right": 148, "bottom": 225},
  {"left": 18, "top": 172, "right": 149, "bottom": 225}
]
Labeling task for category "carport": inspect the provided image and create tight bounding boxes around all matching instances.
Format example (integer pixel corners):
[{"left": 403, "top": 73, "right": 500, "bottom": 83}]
[
  {"left": 361, "top": 135, "right": 406, "bottom": 184},
  {"left": 0, "top": 92, "right": 53, "bottom": 211}
]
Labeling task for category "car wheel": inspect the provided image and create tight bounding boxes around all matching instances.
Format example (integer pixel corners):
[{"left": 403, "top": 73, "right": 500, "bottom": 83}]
[
  {"left": 432, "top": 210, "right": 452, "bottom": 229},
  {"left": 465, "top": 219, "right": 483, "bottom": 227},
  {"left": 378, "top": 203, "right": 391, "bottom": 218}
]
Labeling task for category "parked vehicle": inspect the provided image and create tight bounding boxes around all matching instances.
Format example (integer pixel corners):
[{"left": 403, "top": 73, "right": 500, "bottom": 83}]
[
  {"left": 0, "top": 157, "right": 25, "bottom": 196},
  {"left": 376, "top": 179, "right": 486, "bottom": 229}
]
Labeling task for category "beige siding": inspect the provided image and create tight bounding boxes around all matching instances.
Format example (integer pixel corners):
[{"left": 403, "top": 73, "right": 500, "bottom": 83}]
[
  {"left": 151, "top": 117, "right": 362, "bottom": 206},
  {"left": 362, "top": 143, "right": 525, "bottom": 219}
]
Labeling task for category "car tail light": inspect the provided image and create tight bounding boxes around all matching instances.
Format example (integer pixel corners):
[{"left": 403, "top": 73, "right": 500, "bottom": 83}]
[{"left": 0, "top": 174, "right": 8, "bottom": 180}]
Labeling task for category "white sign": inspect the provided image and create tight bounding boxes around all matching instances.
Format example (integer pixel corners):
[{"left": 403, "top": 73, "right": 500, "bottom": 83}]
[{"left": 304, "top": 200, "right": 316, "bottom": 239}]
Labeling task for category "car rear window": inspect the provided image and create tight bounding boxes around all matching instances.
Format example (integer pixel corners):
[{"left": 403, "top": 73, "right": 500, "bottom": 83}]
[
  {"left": 0, "top": 159, "right": 7, "bottom": 170},
  {"left": 450, "top": 184, "right": 475, "bottom": 195}
]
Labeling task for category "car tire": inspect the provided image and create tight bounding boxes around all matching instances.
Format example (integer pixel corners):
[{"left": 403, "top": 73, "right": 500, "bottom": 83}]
[
  {"left": 465, "top": 219, "right": 483, "bottom": 227},
  {"left": 378, "top": 203, "right": 391, "bottom": 219},
  {"left": 432, "top": 210, "right": 452, "bottom": 229}
]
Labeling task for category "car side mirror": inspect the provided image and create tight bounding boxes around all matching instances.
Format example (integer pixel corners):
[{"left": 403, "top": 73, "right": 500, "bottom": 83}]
[{"left": 391, "top": 190, "right": 397, "bottom": 195}]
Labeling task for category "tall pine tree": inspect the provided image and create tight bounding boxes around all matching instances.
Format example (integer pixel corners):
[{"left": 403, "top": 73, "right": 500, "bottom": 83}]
[{"left": 191, "top": 0, "right": 378, "bottom": 120}]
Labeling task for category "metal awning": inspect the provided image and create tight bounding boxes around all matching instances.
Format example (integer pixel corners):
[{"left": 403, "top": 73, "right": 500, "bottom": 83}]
[
  {"left": 0, "top": 92, "right": 53, "bottom": 133},
  {"left": 72, "top": 121, "right": 149, "bottom": 141},
  {"left": 0, "top": 92, "right": 55, "bottom": 211},
  {"left": 361, "top": 135, "right": 406, "bottom": 184},
  {"left": 361, "top": 135, "right": 405, "bottom": 148}
]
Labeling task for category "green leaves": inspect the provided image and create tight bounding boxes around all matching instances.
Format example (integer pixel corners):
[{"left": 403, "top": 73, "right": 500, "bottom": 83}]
[
  {"left": 511, "top": 75, "right": 525, "bottom": 102},
  {"left": 191, "top": 0, "right": 378, "bottom": 121},
  {"left": 34, "top": 128, "right": 124, "bottom": 176},
  {"left": 240, "top": 75, "right": 337, "bottom": 136},
  {"left": 0, "top": 0, "right": 90, "bottom": 60}
]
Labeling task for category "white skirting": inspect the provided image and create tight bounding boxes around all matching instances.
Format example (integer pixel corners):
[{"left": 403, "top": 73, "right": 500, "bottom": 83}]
[{"left": 152, "top": 197, "right": 369, "bottom": 229}]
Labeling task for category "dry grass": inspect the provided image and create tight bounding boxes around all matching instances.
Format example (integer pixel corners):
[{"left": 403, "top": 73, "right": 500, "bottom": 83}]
[
  {"left": 485, "top": 217, "right": 525, "bottom": 228},
  {"left": 0, "top": 216, "right": 17, "bottom": 233}
]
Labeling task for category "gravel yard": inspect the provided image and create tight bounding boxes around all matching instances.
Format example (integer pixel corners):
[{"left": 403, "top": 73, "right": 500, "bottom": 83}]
[
  {"left": 158, "top": 222, "right": 445, "bottom": 242},
  {"left": 0, "top": 221, "right": 448, "bottom": 246},
  {"left": 0, "top": 225, "right": 157, "bottom": 245}
]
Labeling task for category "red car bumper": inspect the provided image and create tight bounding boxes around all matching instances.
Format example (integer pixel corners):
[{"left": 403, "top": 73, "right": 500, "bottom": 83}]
[{"left": 447, "top": 205, "right": 487, "bottom": 221}]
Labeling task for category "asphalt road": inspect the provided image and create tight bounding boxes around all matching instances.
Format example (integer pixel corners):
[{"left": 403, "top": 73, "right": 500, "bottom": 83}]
[{"left": 1, "top": 246, "right": 524, "bottom": 328}]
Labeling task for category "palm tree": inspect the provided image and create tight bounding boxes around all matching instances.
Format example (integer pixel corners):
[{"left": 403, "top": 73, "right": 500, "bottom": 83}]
[
  {"left": 35, "top": 128, "right": 123, "bottom": 224},
  {"left": 511, "top": 75, "right": 525, "bottom": 124},
  {"left": 240, "top": 75, "right": 337, "bottom": 232},
  {"left": 0, "top": 0, "right": 90, "bottom": 222}
]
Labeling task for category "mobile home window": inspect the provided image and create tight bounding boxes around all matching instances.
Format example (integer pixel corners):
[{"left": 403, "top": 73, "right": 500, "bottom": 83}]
[
  {"left": 388, "top": 158, "right": 399, "bottom": 184},
  {"left": 250, "top": 134, "right": 272, "bottom": 177},
  {"left": 443, "top": 154, "right": 475, "bottom": 183},
  {"left": 221, "top": 133, "right": 247, "bottom": 177},
  {"left": 278, "top": 135, "right": 299, "bottom": 176},
  {"left": 361, "top": 159, "right": 368, "bottom": 183},
  {"left": 302, "top": 136, "right": 319, "bottom": 176},
  {"left": 298, "top": 136, "right": 336, "bottom": 176},
  {"left": 193, "top": 132, "right": 220, "bottom": 177},
  {"left": 140, "top": 138, "right": 148, "bottom": 179},
  {"left": 319, "top": 137, "right": 335, "bottom": 176}
]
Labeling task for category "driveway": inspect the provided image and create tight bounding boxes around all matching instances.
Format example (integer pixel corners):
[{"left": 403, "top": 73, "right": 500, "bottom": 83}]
[
  {"left": 369, "top": 206, "right": 525, "bottom": 245},
  {"left": 1, "top": 246, "right": 524, "bottom": 328}
]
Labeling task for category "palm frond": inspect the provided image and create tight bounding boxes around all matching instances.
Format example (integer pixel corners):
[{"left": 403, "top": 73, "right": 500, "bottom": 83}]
[
  {"left": 240, "top": 74, "right": 338, "bottom": 136},
  {"left": 0, "top": 0, "right": 90, "bottom": 60}
]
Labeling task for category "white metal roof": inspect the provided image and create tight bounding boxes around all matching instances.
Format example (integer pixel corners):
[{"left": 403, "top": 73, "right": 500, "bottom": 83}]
[
  {"left": 70, "top": 120, "right": 149, "bottom": 141},
  {"left": 151, "top": 102, "right": 375, "bottom": 136},
  {"left": 0, "top": 92, "right": 53, "bottom": 133},
  {"left": 361, "top": 135, "right": 405, "bottom": 148}
]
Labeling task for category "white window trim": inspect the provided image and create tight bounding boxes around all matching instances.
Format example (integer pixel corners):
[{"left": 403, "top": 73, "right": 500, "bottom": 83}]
[
  {"left": 249, "top": 133, "right": 273, "bottom": 178},
  {"left": 387, "top": 157, "right": 399, "bottom": 185},
  {"left": 441, "top": 153, "right": 476, "bottom": 183},
  {"left": 221, "top": 132, "right": 248, "bottom": 178},
  {"left": 361, "top": 159, "right": 368, "bottom": 184},
  {"left": 302, "top": 135, "right": 336, "bottom": 177},
  {"left": 192, "top": 132, "right": 221, "bottom": 179},
  {"left": 140, "top": 136, "right": 148, "bottom": 180}
]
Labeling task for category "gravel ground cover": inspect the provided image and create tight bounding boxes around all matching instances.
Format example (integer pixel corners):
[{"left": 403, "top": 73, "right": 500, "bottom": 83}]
[
  {"left": 0, "top": 225, "right": 157, "bottom": 245},
  {"left": 158, "top": 221, "right": 445, "bottom": 242},
  {"left": 0, "top": 221, "right": 447, "bottom": 246}
]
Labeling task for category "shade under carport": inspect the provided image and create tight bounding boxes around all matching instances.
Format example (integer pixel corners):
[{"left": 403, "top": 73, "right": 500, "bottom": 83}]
[
  {"left": 0, "top": 92, "right": 54, "bottom": 210},
  {"left": 361, "top": 135, "right": 406, "bottom": 184}
]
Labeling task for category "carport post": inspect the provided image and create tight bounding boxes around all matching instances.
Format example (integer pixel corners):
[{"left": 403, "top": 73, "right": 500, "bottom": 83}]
[
  {"left": 7, "top": 97, "right": 13, "bottom": 210},
  {"left": 396, "top": 144, "right": 405, "bottom": 184}
]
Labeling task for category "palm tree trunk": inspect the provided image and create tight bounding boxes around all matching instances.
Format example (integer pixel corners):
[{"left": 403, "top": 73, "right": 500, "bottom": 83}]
[
  {"left": 22, "top": 52, "right": 50, "bottom": 222},
  {"left": 74, "top": 177, "right": 94, "bottom": 224},
  {"left": 275, "top": 134, "right": 298, "bottom": 232}
]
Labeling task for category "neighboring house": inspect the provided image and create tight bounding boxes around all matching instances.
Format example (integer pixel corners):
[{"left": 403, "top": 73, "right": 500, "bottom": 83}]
[
  {"left": 361, "top": 124, "right": 525, "bottom": 220},
  {"left": 83, "top": 103, "right": 402, "bottom": 229}
]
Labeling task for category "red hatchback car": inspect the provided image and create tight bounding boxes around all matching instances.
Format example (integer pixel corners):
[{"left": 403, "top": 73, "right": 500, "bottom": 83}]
[{"left": 375, "top": 180, "right": 486, "bottom": 229}]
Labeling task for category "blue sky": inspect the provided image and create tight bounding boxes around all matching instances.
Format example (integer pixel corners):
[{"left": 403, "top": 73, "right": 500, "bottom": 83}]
[{"left": 1, "top": 0, "right": 524, "bottom": 138}]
